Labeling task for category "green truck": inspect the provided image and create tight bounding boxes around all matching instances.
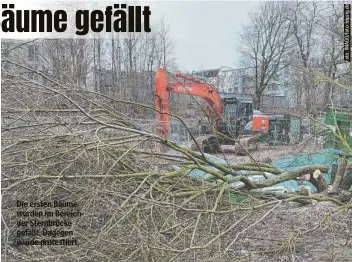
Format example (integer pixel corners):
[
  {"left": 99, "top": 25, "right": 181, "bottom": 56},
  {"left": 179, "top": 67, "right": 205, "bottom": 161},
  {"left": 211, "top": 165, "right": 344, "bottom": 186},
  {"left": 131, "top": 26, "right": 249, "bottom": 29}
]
[{"left": 323, "top": 106, "right": 352, "bottom": 150}]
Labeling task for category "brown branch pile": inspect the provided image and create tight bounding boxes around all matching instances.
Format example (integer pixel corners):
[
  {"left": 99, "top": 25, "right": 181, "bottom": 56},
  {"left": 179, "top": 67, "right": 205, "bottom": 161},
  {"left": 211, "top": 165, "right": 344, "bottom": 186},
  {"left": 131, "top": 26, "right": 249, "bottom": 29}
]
[{"left": 2, "top": 66, "right": 352, "bottom": 261}]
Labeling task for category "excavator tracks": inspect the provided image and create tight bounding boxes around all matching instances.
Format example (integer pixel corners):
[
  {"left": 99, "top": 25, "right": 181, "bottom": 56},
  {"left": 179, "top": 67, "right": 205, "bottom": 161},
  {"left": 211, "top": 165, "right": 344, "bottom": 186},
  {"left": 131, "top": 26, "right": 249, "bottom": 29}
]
[
  {"left": 190, "top": 134, "right": 262, "bottom": 155},
  {"left": 190, "top": 135, "right": 221, "bottom": 153},
  {"left": 234, "top": 134, "right": 261, "bottom": 155}
]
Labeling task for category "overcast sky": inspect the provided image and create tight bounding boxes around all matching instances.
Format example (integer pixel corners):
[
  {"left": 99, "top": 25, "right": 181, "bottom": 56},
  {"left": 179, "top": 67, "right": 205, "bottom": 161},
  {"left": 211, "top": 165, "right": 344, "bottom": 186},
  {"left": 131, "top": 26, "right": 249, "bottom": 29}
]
[{"left": 149, "top": 1, "right": 259, "bottom": 71}]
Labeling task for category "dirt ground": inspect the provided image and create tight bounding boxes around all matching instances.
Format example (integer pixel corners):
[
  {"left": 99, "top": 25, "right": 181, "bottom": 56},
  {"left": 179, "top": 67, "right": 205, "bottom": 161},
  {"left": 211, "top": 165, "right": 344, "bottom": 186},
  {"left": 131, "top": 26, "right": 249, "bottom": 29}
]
[
  {"left": 230, "top": 201, "right": 352, "bottom": 262},
  {"left": 216, "top": 145, "right": 299, "bottom": 164},
  {"left": 215, "top": 135, "right": 324, "bottom": 164},
  {"left": 185, "top": 143, "right": 352, "bottom": 261}
]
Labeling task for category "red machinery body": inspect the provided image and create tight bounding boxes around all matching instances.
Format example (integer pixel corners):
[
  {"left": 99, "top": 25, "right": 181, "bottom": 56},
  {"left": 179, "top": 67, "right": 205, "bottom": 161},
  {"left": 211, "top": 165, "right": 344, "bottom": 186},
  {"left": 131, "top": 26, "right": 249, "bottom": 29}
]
[
  {"left": 154, "top": 67, "right": 223, "bottom": 138},
  {"left": 252, "top": 115, "right": 269, "bottom": 134}
]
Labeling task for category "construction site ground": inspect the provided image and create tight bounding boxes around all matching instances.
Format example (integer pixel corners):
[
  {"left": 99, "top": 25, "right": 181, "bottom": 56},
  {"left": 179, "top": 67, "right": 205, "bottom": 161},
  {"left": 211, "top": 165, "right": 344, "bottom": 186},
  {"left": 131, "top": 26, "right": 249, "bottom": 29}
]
[
  {"left": 211, "top": 135, "right": 323, "bottom": 164},
  {"left": 226, "top": 201, "right": 352, "bottom": 261},
  {"left": 214, "top": 146, "right": 351, "bottom": 262},
  {"left": 215, "top": 145, "right": 299, "bottom": 164},
  {"left": 166, "top": 142, "right": 352, "bottom": 261}
]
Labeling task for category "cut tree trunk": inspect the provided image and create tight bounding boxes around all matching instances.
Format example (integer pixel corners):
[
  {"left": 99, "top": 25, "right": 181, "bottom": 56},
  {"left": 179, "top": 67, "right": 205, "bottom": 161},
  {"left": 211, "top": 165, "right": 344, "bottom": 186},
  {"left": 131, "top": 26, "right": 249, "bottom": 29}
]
[
  {"left": 309, "top": 175, "right": 329, "bottom": 193},
  {"left": 341, "top": 170, "right": 352, "bottom": 191},
  {"left": 331, "top": 157, "right": 348, "bottom": 192}
]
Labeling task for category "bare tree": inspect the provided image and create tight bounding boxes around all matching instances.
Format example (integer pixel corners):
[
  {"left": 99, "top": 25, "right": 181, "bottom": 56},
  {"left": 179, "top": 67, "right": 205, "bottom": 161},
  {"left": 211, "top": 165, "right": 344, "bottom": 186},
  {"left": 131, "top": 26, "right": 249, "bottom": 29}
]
[
  {"left": 38, "top": 39, "right": 93, "bottom": 88},
  {"left": 318, "top": 1, "right": 349, "bottom": 106},
  {"left": 286, "top": 1, "right": 322, "bottom": 113},
  {"left": 239, "top": 2, "right": 293, "bottom": 110},
  {"left": 155, "top": 17, "right": 176, "bottom": 70},
  {"left": 108, "top": 19, "right": 177, "bottom": 104}
]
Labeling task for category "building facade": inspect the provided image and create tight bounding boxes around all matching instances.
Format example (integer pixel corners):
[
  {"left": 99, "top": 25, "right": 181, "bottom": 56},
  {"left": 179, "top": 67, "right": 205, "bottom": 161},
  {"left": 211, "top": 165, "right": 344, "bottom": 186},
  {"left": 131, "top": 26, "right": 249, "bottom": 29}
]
[{"left": 193, "top": 66, "right": 295, "bottom": 110}]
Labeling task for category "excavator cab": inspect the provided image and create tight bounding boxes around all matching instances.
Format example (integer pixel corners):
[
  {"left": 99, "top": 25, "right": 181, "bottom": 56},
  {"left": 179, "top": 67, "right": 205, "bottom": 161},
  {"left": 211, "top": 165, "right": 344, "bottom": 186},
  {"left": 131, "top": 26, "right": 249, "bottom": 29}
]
[{"left": 219, "top": 94, "right": 253, "bottom": 137}]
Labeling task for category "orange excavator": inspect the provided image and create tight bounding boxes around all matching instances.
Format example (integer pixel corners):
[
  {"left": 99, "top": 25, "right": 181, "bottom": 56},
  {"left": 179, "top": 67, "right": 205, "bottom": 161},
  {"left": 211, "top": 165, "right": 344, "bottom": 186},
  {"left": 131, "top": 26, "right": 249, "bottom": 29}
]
[{"left": 154, "top": 67, "right": 269, "bottom": 154}]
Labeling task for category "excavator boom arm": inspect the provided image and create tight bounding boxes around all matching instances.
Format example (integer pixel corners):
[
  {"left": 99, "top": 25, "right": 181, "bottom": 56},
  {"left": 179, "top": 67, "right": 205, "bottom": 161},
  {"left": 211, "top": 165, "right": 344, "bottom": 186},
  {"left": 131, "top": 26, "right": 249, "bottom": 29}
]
[{"left": 154, "top": 68, "right": 223, "bottom": 138}]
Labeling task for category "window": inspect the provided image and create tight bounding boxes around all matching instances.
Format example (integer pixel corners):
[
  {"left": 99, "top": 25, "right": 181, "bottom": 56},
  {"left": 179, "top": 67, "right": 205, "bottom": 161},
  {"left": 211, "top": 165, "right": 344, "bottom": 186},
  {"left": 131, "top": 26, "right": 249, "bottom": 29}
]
[
  {"left": 267, "top": 84, "right": 274, "bottom": 92},
  {"left": 244, "top": 121, "right": 253, "bottom": 131},
  {"left": 239, "top": 77, "right": 244, "bottom": 87}
]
